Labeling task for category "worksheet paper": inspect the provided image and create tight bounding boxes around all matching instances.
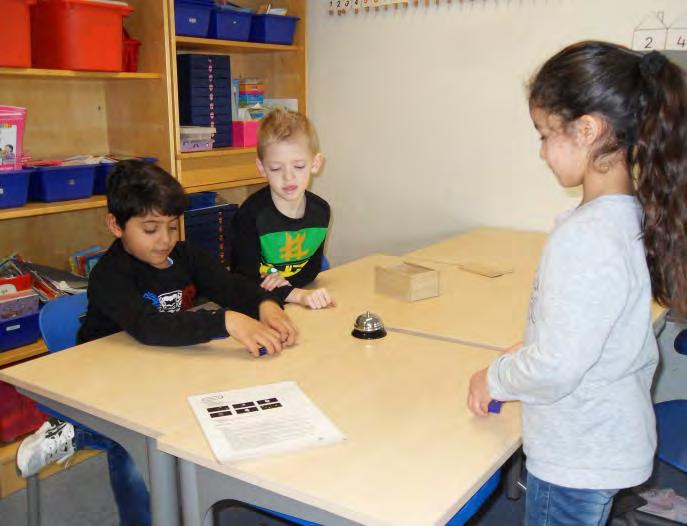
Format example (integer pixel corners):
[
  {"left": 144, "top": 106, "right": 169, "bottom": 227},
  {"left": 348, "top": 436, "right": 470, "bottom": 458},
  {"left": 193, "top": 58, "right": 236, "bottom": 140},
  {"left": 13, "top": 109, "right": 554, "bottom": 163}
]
[{"left": 188, "top": 381, "right": 345, "bottom": 463}]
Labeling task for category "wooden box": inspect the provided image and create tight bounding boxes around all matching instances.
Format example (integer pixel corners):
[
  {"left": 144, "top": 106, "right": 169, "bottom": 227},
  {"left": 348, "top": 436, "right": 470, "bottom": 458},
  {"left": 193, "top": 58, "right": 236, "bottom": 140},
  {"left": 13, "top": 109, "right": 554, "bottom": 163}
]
[{"left": 374, "top": 262, "right": 439, "bottom": 302}]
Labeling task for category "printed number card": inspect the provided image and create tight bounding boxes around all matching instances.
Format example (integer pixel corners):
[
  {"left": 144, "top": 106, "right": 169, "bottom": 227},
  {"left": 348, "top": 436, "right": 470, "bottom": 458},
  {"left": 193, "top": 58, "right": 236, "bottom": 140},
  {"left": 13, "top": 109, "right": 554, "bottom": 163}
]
[
  {"left": 667, "top": 12, "right": 687, "bottom": 51},
  {"left": 632, "top": 12, "right": 668, "bottom": 51}
]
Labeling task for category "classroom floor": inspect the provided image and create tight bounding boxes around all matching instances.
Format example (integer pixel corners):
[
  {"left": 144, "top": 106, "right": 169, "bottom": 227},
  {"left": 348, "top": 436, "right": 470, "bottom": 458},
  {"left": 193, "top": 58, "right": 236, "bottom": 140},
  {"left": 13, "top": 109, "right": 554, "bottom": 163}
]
[{"left": 1, "top": 323, "right": 685, "bottom": 526}]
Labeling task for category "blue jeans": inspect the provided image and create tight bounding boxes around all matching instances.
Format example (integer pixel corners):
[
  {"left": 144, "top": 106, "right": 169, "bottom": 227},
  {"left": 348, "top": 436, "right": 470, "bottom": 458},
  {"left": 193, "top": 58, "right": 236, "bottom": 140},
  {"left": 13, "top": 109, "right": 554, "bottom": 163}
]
[
  {"left": 526, "top": 472, "right": 618, "bottom": 526},
  {"left": 74, "top": 424, "right": 151, "bottom": 526}
]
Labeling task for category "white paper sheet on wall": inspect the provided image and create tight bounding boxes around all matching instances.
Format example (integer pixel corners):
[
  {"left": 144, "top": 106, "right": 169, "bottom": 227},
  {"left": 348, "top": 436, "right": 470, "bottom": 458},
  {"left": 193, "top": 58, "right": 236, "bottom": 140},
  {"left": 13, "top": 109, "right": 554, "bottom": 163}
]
[{"left": 188, "top": 381, "right": 346, "bottom": 463}]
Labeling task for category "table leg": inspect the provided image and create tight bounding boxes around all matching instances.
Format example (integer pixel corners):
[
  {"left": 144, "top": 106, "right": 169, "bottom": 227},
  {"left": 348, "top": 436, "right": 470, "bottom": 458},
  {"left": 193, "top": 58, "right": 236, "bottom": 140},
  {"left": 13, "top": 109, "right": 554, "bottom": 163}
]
[{"left": 147, "top": 437, "right": 180, "bottom": 526}]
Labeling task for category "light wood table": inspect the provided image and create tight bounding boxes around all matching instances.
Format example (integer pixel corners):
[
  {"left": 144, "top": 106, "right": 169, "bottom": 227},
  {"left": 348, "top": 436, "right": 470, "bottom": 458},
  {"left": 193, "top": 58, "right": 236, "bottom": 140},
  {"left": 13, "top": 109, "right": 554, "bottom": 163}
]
[
  {"left": 157, "top": 305, "right": 522, "bottom": 526},
  {"left": 310, "top": 252, "right": 536, "bottom": 350},
  {"left": 404, "top": 227, "right": 548, "bottom": 272},
  {"left": 402, "top": 227, "right": 667, "bottom": 335}
]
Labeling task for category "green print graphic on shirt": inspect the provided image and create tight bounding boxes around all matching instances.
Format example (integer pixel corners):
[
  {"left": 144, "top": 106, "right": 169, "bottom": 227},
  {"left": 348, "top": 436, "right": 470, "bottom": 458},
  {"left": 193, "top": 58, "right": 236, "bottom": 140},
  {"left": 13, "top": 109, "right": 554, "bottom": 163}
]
[{"left": 259, "top": 227, "right": 327, "bottom": 278}]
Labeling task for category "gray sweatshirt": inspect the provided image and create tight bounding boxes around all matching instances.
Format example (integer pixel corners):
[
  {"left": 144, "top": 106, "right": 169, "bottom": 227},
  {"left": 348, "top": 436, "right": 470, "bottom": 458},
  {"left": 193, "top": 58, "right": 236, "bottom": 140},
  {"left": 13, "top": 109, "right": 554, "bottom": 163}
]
[{"left": 487, "top": 195, "right": 658, "bottom": 489}]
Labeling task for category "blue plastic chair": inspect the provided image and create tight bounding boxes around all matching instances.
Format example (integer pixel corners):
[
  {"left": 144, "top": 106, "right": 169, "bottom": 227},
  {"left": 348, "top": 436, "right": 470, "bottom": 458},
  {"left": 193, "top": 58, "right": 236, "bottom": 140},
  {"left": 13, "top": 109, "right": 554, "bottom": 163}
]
[
  {"left": 321, "top": 255, "right": 331, "bottom": 272},
  {"left": 38, "top": 293, "right": 88, "bottom": 354},
  {"left": 653, "top": 329, "right": 687, "bottom": 474},
  {"left": 615, "top": 329, "right": 687, "bottom": 525}
]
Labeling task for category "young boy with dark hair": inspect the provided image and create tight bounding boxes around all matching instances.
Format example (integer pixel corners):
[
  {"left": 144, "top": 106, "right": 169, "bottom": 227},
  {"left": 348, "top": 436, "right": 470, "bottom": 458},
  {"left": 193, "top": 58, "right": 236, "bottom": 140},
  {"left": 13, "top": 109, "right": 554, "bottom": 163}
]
[{"left": 17, "top": 160, "right": 297, "bottom": 525}]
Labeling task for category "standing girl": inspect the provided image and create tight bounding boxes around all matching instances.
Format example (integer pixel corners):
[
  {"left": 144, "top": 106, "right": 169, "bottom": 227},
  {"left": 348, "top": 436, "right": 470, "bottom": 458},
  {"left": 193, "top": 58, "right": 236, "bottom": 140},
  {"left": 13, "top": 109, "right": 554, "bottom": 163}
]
[{"left": 468, "top": 41, "right": 687, "bottom": 525}]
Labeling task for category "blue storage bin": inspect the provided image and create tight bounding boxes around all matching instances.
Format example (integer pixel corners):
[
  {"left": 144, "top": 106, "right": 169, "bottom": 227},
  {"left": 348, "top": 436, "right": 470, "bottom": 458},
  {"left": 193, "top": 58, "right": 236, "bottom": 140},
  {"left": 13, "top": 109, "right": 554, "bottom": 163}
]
[
  {"left": 28, "top": 164, "right": 95, "bottom": 202},
  {"left": 175, "top": 2, "right": 211, "bottom": 37},
  {"left": 209, "top": 9, "right": 252, "bottom": 41},
  {"left": 187, "top": 191, "right": 217, "bottom": 210},
  {"left": 0, "top": 311, "right": 40, "bottom": 352},
  {"left": 0, "top": 169, "right": 32, "bottom": 209},
  {"left": 93, "top": 157, "right": 157, "bottom": 195},
  {"left": 249, "top": 14, "right": 299, "bottom": 45}
]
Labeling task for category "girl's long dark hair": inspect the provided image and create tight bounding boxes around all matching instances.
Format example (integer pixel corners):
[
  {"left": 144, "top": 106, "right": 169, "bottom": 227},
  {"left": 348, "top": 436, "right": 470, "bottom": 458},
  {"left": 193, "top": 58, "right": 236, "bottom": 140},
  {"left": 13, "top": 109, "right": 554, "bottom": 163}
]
[{"left": 529, "top": 41, "right": 687, "bottom": 316}]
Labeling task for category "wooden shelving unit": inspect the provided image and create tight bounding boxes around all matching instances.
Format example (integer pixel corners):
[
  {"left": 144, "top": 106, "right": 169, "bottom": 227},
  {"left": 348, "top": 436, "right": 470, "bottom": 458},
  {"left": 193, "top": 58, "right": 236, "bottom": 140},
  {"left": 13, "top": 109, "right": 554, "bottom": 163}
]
[{"left": 171, "top": 0, "right": 306, "bottom": 191}]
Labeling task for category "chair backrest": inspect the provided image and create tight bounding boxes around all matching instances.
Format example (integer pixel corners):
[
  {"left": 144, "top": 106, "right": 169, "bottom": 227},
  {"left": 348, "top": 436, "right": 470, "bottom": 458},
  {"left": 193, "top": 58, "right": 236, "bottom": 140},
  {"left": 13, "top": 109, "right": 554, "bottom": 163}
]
[
  {"left": 321, "top": 255, "right": 331, "bottom": 272},
  {"left": 38, "top": 293, "right": 88, "bottom": 353},
  {"left": 675, "top": 329, "right": 687, "bottom": 356}
]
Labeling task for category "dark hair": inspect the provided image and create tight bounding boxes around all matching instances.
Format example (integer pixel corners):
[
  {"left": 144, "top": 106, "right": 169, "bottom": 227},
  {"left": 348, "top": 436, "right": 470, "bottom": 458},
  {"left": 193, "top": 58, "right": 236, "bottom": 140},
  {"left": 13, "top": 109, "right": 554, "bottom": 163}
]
[
  {"left": 529, "top": 41, "right": 687, "bottom": 316},
  {"left": 106, "top": 160, "right": 188, "bottom": 228}
]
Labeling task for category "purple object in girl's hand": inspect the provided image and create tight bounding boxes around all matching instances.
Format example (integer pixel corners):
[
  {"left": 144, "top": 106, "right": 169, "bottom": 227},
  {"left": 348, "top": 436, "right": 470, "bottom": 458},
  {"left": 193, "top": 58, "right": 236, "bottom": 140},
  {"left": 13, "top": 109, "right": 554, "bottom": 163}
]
[
  {"left": 258, "top": 346, "right": 267, "bottom": 357},
  {"left": 488, "top": 400, "right": 502, "bottom": 414}
]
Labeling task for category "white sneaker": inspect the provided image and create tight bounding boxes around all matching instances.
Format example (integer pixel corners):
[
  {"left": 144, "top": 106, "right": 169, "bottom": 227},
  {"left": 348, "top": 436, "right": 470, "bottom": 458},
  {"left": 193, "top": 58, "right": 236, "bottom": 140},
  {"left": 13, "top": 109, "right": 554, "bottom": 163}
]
[{"left": 16, "top": 419, "right": 76, "bottom": 478}]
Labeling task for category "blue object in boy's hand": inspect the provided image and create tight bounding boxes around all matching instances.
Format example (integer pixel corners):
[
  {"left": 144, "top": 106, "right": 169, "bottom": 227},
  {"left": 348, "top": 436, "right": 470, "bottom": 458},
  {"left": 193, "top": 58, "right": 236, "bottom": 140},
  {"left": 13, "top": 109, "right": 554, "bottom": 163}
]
[
  {"left": 488, "top": 400, "right": 502, "bottom": 414},
  {"left": 258, "top": 346, "right": 267, "bottom": 357}
]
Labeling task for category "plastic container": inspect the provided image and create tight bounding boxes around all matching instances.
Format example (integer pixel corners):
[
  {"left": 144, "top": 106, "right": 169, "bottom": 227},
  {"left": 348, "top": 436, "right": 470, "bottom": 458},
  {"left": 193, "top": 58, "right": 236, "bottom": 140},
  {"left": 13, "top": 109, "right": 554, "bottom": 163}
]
[
  {"left": 208, "top": 8, "right": 252, "bottom": 41},
  {"left": 0, "top": 106, "right": 28, "bottom": 172},
  {"left": 28, "top": 164, "right": 96, "bottom": 202},
  {"left": 180, "top": 126, "right": 216, "bottom": 152},
  {"left": 249, "top": 14, "right": 299, "bottom": 45},
  {"left": 175, "top": 1, "right": 211, "bottom": 37},
  {"left": 0, "top": 311, "right": 39, "bottom": 352},
  {"left": 92, "top": 156, "right": 157, "bottom": 194},
  {"left": 0, "top": 168, "right": 32, "bottom": 209},
  {"left": 122, "top": 29, "right": 141, "bottom": 72},
  {"left": 31, "top": 0, "right": 133, "bottom": 71},
  {"left": 232, "top": 121, "right": 259, "bottom": 147},
  {"left": 0, "top": 0, "right": 36, "bottom": 68},
  {"left": 0, "top": 381, "right": 46, "bottom": 443},
  {"left": 187, "top": 191, "right": 217, "bottom": 210}
]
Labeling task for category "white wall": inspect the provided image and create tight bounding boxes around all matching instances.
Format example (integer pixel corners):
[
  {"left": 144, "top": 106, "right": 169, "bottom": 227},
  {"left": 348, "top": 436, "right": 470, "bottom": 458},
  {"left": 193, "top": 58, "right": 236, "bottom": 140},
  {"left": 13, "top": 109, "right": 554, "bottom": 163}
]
[{"left": 306, "top": 0, "right": 686, "bottom": 264}]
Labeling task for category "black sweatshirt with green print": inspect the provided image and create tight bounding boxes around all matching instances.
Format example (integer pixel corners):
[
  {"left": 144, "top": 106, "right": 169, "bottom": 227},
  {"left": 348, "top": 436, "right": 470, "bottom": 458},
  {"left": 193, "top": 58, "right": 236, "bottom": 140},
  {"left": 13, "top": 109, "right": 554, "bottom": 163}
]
[{"left": 229, "top": 187, "right": 330, "bottom": 302}]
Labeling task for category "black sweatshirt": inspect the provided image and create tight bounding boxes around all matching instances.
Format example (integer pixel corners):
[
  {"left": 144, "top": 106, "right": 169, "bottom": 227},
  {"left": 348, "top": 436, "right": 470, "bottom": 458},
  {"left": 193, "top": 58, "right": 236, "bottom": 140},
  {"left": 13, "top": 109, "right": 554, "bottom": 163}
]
[
  {"left": 77, "top": 239, "right": 279, "bottom": 346},
  {"left": 228, "top": 187, "right": 330, "bottom": 302}
]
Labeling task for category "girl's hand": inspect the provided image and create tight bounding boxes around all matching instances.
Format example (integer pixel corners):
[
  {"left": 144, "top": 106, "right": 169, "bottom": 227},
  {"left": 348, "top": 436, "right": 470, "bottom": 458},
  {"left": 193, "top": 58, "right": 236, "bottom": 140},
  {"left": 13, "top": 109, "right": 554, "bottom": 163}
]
[
  {"left": 467, "top": 368, "right": 492, "bottom": 417},
  {"left": 259, "top": 301, "right": 298, "bottom": 346},
  {"left": 225, "top": 310, "right": 283, "bottom": 357},
  {"left": 289, "top": 288, "right": 336, "bottom": 309},
  {"left": 260, "top": 273, "right": 290, "bottom": 291}
]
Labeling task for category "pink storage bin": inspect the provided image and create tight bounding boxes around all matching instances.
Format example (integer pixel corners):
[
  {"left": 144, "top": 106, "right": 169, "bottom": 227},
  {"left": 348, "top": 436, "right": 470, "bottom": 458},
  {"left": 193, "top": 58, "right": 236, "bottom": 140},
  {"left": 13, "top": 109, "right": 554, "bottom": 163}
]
[
  {"left": 232, "top": 121, "right": 259, "bottom": 147},
  {"left": 0, "top": 106, "right": 27, "bottom": 172}
]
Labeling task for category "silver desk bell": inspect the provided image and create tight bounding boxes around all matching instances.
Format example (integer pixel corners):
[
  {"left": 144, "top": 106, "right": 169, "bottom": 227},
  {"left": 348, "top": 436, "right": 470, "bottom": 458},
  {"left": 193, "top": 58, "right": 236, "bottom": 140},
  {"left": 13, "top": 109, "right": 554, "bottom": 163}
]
[{"left": 352, "top": 311, "right": 387, "bottom": 339}]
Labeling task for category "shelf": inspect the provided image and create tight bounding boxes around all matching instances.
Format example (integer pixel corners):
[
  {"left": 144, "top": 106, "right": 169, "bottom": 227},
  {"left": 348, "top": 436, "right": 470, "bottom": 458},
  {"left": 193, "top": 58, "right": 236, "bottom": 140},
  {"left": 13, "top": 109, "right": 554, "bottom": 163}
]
[
  {"left": 175, "top": 36, "right": 302, "bottom": 54},
  {"left": 177, "top": 147, "right": 257, "bottom": 160},
  {"left": 183, "top": 177, "right": 264, "bottom": 192},
  {"left": 0, "top": 68, "right": 161, "bottom": 80},
  {"left": 0, "top": 340, "right": 48, "bottom": 368},
  {"left": 0, "top": 196, "right": 108, "bottom": 221}
]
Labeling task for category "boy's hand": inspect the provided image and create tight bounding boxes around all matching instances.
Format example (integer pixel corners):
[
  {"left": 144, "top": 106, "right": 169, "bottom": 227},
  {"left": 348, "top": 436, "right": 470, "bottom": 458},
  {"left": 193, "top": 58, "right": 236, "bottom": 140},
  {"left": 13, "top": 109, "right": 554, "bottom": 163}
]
[
  {"left": 288, "top": 288, "right": 336, "bottom": 310},
  {"left": 467, "top": 368, "right": 492, "bottom": 417},
  {"left": 259, "top": 300, "right": 298, "bottom": 346},
  {"left": 225, "top": 310, "right": 283, "bottom": 357},
  {"left": 260, "top": 273, "right": 290, "bottom": 291}
]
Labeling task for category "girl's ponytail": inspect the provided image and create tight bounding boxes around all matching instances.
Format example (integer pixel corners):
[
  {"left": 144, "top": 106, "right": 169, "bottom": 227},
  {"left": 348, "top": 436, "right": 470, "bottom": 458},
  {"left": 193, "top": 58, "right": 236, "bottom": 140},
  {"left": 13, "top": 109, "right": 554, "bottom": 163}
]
[{"left": 634, "top": 52, "right": 687, "bottom": 316}]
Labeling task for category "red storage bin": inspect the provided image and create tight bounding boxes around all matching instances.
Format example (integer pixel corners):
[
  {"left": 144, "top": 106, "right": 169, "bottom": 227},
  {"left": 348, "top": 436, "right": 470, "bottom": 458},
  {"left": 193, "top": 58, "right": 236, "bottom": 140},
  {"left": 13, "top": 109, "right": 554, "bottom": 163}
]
[
  {"left": 0, "top": 382, "right": 46, "bottom": 442},
  {"left": 0, "top": 0, "right": 36, "bottom": 68},
  {"left": 31, "top": 0, "right": 133, "bottom": 72}
]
